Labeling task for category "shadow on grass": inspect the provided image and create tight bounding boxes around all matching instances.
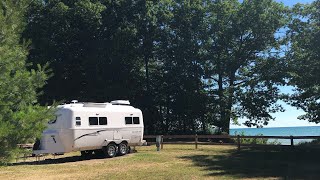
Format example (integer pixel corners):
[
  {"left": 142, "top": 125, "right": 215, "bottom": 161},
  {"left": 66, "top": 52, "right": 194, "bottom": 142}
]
[
  {"left": 11, "top": 154, "right": 108, "bottom": 166},
  {"left": 11, "top": 149, "right": 138, "bottom": 166},
  {"left": 180, "top": 147, "right": 320, "bottom": 179}
]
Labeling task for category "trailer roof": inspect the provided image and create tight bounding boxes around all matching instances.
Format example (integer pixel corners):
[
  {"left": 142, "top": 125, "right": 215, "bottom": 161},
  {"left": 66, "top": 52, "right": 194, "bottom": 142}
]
[{"left": 57, "top": 102, "right": 141, "bottom": 112}]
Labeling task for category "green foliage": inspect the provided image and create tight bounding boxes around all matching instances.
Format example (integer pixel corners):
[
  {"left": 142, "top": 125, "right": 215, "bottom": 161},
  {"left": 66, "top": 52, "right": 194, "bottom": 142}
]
[
  {"left": 23, "top": 0, "right": 302, "bottom": 135},
  {"left": 233, "top": 131, "right": 280, "bottom": 145},
  {"left": 298, "top": 139, "right": 320, "bottom": 146},
  {"left": 25, "top": 0, "right": 143, "bottom": 102},
  {"left": 202, "top": 0, "right": 288, "bottom": 132},
  {"left": 286, "top": 1, "right": 320, "bottom": 123},
  {"left": 0, "top": 0, "right": 54, "bottom": 164},
  {"left": 143, "top": 0, "right": 210, "bottom": 134},
  {"left": 2, "top": 0, "right": 319, "bottom": 164},
  {"left": 24, "top": 0, "right": 211, "bottom": 135}
]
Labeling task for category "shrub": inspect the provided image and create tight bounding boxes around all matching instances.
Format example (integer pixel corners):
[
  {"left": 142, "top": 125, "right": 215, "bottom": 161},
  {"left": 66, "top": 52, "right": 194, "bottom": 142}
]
[{"left": 232, "top": 131, "right": 280, "bottom": 145}]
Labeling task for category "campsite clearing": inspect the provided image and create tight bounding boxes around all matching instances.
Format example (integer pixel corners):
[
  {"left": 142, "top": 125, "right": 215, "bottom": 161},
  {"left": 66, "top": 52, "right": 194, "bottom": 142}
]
[{"left": 0, "top": 145, "right": 319, "bottom": 180}]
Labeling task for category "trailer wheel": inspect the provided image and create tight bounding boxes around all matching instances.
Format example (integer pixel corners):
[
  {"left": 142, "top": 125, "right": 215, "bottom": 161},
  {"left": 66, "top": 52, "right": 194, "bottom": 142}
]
[
  {"left": 33, "top": 139, "right": 41, "bottom": 150},
  {"left": 103, "top": 144, "right": 117, "bottom": 158},
  {"left": 118, "top": 142, "right": 128, "bottom": 156}
]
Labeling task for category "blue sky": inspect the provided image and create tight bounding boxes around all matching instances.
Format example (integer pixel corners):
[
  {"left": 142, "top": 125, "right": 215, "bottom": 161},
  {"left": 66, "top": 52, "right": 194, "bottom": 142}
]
[
  {"left": 277, "top": 0, "right": 314, "bottom": 6},
  {"left": 231, "top": 0, "right": 318, "bottom": 128}
]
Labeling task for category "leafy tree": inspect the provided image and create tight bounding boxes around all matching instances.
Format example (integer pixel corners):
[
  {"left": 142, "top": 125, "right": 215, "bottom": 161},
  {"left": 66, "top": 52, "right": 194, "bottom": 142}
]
[
  {"left": 147, "top": 0, "right": 211, "bottom": 134},
  {"left": 202, "top": 0, "right": 288, "bottom": 133},
  {"left": 25, "top": 0, "right": 214, "bottom": 135},
  {"left": 23, "top": 0, "right": 292, "bottom": 135},
  {"left": 0, "top": 0, "right": 53, "bottom": 163},
  {"left": 25, "top": 0, "right": 144, "bottom": 103},
  {"left": 286, "top": 1, "right": 320, "bottom": 123}
]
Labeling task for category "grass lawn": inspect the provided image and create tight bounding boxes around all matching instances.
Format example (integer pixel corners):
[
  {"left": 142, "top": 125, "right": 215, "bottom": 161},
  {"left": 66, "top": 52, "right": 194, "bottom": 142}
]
[{"left": 0, "top": 145, "right": 319, "bottom": 180}]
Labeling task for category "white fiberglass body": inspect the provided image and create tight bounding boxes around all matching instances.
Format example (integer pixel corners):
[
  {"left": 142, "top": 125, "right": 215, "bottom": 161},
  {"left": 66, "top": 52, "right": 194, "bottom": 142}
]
[{"left": 33, "top": 100, "right": 144, "bottom": 155}]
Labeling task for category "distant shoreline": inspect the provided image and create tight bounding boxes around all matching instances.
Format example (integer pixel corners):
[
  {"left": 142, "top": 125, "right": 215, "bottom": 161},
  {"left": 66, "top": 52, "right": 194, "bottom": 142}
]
[
  {"left": 231, "top": 125, "right": 320, "bottom": 130},
  {"left": 230, "top": 126, "right": 320, "bottom": 145}
]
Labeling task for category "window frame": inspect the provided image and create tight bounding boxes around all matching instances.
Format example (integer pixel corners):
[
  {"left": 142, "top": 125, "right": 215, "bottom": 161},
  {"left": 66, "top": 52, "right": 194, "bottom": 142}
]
[
  {"left": 133, "top": 117, "right": 140, "bottom": 124},
  {"left": 125, "top": 117, "right": 133, "bottom": 125},
  {"left": 99, "top": 117, "right": 108, "bottom": 125},
  {"left": 75, "top": 117, "right": 81, "bottom": 126},
  {"left": 125, "top": 117, "right": 140, "bottom": 125},
  {"left": 89, "top": 117, "right": 99, "bottom": 126},
  {"left": 88, "top": 116, "right": 108, "bottom": 126}
]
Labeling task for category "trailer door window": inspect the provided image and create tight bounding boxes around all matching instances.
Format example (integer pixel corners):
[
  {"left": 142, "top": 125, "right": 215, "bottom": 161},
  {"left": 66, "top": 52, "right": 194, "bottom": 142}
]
[
  {"left": 48, "top": 116, "right": 57, "bottom": 124},
  {"left": 99, "top": 117, "right": 107, "bottom": 125},
  {"left": 125, "top": 117, "right": 132, "bottom": 124},
  {"left": 89, "top": 117, "right": 98, "bottom": 125},
  {"left": 75, "top": 117, "right": 81, "bottom": 126},
  {"left": 133, "top": 117, "right": 140, "bottom": 124}
]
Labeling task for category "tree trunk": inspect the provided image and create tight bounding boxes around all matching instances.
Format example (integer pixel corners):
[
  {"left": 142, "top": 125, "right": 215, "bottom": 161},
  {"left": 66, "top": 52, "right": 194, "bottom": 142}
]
[
  {"left": 166, "top": 95, "right": 170, "bottom": 134},
  {"left": 217, "top": 58, "right": 227, "bottom": 133},
  {"left": 201, "top": 115, "right": 206, "bottom": 133},
  {"left": 223, "top": 71, "right": 236, "bottom": 134}
]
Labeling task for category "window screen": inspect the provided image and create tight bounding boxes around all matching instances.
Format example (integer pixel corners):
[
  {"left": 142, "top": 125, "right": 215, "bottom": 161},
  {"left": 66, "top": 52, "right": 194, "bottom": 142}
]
[
  {"left": 75, "top": 117, "right": 81, "bottom": 126},
  {"left": 99, "top": 117, "right": 107, "bottom": 125},
  {"left": 89, "top": 117, "right": 98, "bottom": 125},
  {"left": 125, "top": 117, "right": 132, "bottom": 124},
  {"left": 133, "top": 117, "right": 140, "bottom": 124}
]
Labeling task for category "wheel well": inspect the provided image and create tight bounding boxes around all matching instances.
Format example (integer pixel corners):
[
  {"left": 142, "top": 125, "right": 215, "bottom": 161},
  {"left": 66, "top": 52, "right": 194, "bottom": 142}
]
[
  {"left": 107, "top": 142, "right": 116, "bottom": 146},
  {"left": 103, "top": 142, "right": 116, "bottom": 149},
  {"left": 120, "top": 141, "right": 128, "bottom": 145},
  {"left": 104, "top": 141, "right": 127, "bottom": 147}
]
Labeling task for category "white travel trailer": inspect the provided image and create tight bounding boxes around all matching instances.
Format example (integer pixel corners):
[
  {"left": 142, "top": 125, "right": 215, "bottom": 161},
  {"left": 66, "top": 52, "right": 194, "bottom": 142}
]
[{"left": 33, "top": 100, "right": 144, "bottom": 158}]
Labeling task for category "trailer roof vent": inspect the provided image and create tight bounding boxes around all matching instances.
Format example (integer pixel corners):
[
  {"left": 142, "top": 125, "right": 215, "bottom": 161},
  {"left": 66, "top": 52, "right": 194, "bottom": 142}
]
[
  {"left": 110, "top": 100, "right": 130, "bottom": 105},
  {"left": 83, "top": 103, "right": 108, "bottom": 108}
]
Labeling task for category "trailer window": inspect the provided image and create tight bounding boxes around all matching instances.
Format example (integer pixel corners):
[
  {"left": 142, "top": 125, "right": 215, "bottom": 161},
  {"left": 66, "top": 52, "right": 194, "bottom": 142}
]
[
  {"left": 48, "top": 116, "right": 57, "bottom": 124},
  {"left": 125, "top": 117, "right": 132, "bottom": 124},
  {"left": 99, "top": 117, "right": 107, "bottom": 125},
  {"left": 133, "top": 117, "right": 140, "bottom": 124},
  {"left": 89, "top": 117, "right": 98, "bottom": 125},
  {"left": 75, "top": 117, "right": 81, "bottom": 126},
  {"left": 125, "top": 117, "right": 140, "bottom": 125}
]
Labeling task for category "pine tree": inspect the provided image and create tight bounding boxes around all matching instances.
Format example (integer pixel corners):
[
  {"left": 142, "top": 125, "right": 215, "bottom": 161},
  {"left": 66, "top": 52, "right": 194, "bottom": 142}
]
[{"left": 0, "top": 0, "right": 53, "bottom": 163}]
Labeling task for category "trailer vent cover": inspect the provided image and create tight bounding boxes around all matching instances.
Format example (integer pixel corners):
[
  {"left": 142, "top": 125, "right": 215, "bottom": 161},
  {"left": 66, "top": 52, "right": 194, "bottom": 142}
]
[
  {"left": 83, "top": 103, "right": 108, "bottom": 108},
  {"left": 110, "top": 100, "right": 130, "bottom": 105}
]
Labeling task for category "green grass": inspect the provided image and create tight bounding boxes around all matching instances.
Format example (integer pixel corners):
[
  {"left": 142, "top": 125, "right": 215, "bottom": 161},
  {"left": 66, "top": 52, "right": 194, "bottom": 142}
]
[{"left": 0, "top": 145, "right": 319, "bottom": 179}]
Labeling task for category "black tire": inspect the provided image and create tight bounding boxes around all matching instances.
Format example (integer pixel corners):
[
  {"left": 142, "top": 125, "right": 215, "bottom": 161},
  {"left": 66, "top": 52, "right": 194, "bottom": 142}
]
[
  {"left": 81, "top": 150, "right": 93, "bottom": 158},
  {"left": 32, "top": 139, "right": 41, "bottom": 157},
  {"left": 127, "top": 146, "right": 131, "bottom": 154},
  {"left": 103, "top": 143, "right": 117, "bottom": 158},
  {"left": 33, "top": 139, "right": 41, "bottom": 150},
  {"left": 117, "top": 142, "right": 128, "bottom": 156}
]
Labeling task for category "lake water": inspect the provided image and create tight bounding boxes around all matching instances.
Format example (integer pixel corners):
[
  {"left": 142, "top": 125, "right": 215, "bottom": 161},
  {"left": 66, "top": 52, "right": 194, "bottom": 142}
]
[{"left": 230, "top": 126, "right": 320, "bottom": 145}]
